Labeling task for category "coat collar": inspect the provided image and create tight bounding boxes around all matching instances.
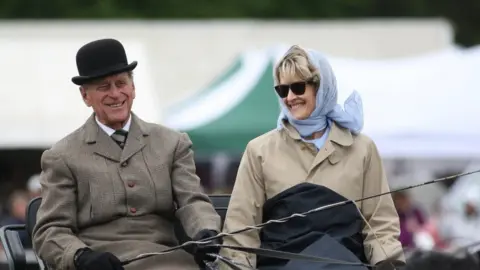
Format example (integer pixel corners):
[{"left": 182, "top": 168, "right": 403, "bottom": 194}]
[
  {"left": 281, "top": 120, "right": 354, "bottom": 172},
  {"left": 281, "top": 119, "right": 354, "bottom": 147},
  {"left": 84, "top": 112, "right": 150, "bottom": 162},
  {"left": 95, "top": 113, "right": 132, "bottom": 136}
]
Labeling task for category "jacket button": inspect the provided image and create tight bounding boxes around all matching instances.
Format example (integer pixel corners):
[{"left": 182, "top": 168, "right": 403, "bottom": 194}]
[
  {"left": 121, "top": 161, "right": 128, "bottom": 167},
  {"left": 127, "top": 181, "right": 135, "bottom": 188},
  {"left": 130, "top": 207, "right": 137, "bottom": 213}
]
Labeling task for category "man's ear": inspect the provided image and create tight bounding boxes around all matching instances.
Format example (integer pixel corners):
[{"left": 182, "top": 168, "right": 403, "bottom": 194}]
[
  {"left": 79, "top": 87, "right": 91, "bottom": 107},
  {"left": 132, "top": 81, "right": 136, "bottom": 100}
]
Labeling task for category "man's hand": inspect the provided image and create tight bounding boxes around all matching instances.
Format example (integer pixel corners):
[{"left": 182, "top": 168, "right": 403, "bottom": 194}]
[
  {"left": 191, "top": 229, "right": 222, "bottom": 267},
  {"left": 74, "top": 248, "right": 125, "bottom": 270}
]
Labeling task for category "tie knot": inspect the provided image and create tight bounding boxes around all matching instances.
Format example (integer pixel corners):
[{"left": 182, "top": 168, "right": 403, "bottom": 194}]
[
  {"left": 111, "top": 129, "right": 128, "bottom": 149},
  {"left": 114, "top": 129, "right": 128, "bottom": 136}
]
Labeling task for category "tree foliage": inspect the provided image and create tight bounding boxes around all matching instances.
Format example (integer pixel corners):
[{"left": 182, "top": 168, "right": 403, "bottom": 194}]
[{"left": 0, "top": 0, "right": 478, "bottom": 46}]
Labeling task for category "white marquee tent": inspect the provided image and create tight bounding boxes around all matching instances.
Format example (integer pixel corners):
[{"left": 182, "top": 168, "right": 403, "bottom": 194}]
[{"left": 267, "top": 44, "right": 480, "bottom": 158}]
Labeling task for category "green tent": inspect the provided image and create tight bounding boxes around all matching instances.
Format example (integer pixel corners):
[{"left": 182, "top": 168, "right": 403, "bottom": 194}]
[{"left": 163, "top": 50, "right": 281, "bottom": 155}]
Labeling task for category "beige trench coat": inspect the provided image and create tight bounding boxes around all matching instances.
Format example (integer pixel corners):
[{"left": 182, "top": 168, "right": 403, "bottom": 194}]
[
  {"left": 220, "top": 121, "right": 405, "bottom": 268},
  {"left": 32, "top": 113, "right": 221, "bottom": 270}
]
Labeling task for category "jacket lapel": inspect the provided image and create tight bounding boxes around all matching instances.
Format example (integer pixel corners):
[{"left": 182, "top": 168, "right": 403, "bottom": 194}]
[
  {"left": 120, "top": 114, "right": 149, "bottom": 164},
  {"left": 309, "top": 122, "right": 354, "bottom": 172},
  {"left": 83, "top": 114, "right": 122, "bottom": 162},
  {"left": 83, "top": 113, "right": 150, "bottom": 163},
  {"left": 309, "top": 140, "right": 335, "bottom": 173}
]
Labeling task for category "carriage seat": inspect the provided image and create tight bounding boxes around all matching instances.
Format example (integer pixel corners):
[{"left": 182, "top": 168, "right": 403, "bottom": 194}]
[{"left": 0, "top": 195, "right": 231, "bottom": 270}]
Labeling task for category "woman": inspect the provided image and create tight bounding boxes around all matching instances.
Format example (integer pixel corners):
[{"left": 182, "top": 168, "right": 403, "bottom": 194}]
[{"left": 219, "top": 45, "right": 405, "bottom": 270}]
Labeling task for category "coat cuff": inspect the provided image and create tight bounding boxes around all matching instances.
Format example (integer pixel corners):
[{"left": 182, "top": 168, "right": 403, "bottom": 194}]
[
  {"left": 176, "top": 203, "right": 221, "bottom": 237},
  {"left": 62, "top": 240, "right": 88, "bottom": 270},
  {"left": 218, "top": 249, "right": 256, "bottom": 270},
  {"left": 368, "top": 240, "right": 405, "bottom": 265}
]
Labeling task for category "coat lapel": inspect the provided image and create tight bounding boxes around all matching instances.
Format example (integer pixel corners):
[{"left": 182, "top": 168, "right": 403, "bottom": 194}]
[
  {"left": 309, "top": 140, "right": 335, "bottom": 173},
  {"left": 120, "top": 114, "right": 149, "bottom": 164},
  {"left": 83, "top": 113, "right": 150, "bottom": 163},
  {"left": 309, "top": 122, "right": 354, "bottom": 173},
  {"left": 83, "top": 114, "right": 122, "bottom": 162}
]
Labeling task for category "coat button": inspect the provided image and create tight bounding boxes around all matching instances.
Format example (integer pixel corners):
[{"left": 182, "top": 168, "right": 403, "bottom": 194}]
[
  {"left": 130, "top": 207, "right": 137, "bottom": 213},
  {"left": 121, "top": 161, "right": 128, "bottom": 167},
  {"left": 127, "top": 181, "right": 135, "bottom": 188}
]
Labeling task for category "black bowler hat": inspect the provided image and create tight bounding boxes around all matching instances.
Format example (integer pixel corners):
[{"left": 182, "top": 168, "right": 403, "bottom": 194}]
[{"left": 71, "top": 38, "right": 138, "bottom": 85}]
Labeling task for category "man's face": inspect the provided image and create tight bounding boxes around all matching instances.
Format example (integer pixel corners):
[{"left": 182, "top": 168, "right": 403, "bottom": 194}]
[{"left": 80, "top": 72, "right": 135, "bottom": 130}]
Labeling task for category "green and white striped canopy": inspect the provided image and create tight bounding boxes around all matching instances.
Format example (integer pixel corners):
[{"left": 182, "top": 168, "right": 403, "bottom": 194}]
[{"left": 163, "top": 49, "right": 281, "bottom": 155}]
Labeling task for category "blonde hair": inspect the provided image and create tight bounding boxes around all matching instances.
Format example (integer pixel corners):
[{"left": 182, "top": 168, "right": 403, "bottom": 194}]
[{"left": 274, "top": 45, "right": 320, "bottom": 87}]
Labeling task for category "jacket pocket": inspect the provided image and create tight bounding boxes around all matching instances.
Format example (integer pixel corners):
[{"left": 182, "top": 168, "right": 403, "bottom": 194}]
[
  {"left": 143, "top": 150, "right": 174, "bottom": 213},
  {"left": 87, "top": 159, "right": 119, "bottom": 223}
]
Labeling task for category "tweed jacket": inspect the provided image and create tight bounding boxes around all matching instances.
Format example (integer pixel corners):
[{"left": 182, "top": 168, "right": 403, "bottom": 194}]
[{"left": 32, "top": 113, "right": 221, "bottom": 270}]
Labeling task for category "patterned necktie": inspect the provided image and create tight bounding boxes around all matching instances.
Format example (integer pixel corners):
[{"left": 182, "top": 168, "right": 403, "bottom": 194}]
[{"left": 111, "top": 129, "right": 128, "bottom": 149}]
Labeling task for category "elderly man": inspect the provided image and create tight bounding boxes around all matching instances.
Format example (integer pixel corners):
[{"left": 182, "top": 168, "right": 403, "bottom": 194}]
[{"left": 32, "top": 38, "right": 222, "bottom": 270}]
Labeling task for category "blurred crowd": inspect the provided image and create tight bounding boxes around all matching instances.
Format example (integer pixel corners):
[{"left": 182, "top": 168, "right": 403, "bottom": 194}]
[
  {"left": 0, "top": 174, "right": 41, "bottom": 251},
  {"left": 393, "top": 164, "right": 480, "bottom": 255}
]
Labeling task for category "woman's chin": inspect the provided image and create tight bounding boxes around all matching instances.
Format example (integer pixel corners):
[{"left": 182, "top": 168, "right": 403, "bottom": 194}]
[{"left": 289, "top": 110, "right": 310, "bottom": 120}]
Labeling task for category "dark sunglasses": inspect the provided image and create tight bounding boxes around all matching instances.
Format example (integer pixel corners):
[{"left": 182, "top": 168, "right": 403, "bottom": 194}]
[{"left": 274, "top": 80, "right": 313, "bottom": 98}]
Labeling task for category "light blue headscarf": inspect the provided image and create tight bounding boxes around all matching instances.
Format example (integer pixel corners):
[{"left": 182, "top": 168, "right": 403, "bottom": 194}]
[{"left": 276, "top": 48, "right": 364, "bottom": 137}]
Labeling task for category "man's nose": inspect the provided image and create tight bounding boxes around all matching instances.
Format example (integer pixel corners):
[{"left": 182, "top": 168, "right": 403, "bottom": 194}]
[{"left": 108, "top": 85, "right": 122, "bottom": 97}]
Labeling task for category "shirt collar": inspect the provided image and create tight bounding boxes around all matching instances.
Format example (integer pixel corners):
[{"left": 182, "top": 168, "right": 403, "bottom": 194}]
[{"left": 95, "top": 114, "right": 132, "bottom": 136}]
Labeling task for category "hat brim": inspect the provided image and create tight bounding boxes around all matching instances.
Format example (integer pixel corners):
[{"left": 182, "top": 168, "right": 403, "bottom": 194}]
[{"left": 71, "top": 61, "right": 138, "bottom": 86}]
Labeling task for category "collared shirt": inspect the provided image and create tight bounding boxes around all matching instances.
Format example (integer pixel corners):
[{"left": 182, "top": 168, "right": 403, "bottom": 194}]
[
  {"left": 95, "top": 114, "right": 132, "bottom": 136},
  {"left": 302, "top": 124, "right": 331, "bottom": 150}
]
